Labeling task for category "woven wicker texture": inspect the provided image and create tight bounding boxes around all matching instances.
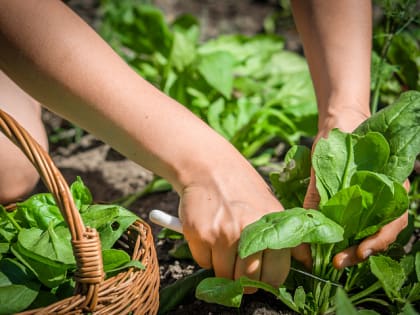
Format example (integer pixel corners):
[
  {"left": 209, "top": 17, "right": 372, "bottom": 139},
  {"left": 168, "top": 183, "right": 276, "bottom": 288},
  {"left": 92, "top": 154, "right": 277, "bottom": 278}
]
[{"left": 0, "top": 109, "right": 160, "bottom": 314}]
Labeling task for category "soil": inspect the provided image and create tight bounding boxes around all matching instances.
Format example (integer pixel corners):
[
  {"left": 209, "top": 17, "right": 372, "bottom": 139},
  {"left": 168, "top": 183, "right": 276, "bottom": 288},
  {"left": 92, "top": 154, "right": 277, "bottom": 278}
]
[{"left": 34, "top": 1, "right": 302, "bottom": 314}]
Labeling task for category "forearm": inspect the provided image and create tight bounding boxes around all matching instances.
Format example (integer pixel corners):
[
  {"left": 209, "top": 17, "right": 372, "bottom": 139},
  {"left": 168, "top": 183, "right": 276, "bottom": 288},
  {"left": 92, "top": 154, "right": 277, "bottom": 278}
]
[
  {"left": 291, "top": 0, "right": 372, "bottom": 131},
  {"left": 0, "top": 0, "right": 235, "bottom": 193}
]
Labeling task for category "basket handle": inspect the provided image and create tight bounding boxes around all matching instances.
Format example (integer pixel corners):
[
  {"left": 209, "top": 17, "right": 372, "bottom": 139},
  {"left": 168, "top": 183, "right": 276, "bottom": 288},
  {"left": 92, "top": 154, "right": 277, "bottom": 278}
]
[{"left": 0, "top": 109, "right": 104, "bottom": 310}]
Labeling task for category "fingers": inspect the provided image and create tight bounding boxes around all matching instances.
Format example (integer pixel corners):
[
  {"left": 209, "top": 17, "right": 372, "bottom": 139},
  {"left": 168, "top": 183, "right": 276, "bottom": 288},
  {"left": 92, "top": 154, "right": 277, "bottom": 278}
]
[
  {"left": 333, "top": 245, "right": 359, "bottom": 269},
  {"left": 190, "top": 237, "right": 290, "bottom": 294},
  {"left": 333, "top": 212, "right": 408, "bottom": 269},
  {"left": 303, "top": 168, "right": 320, "bottom": 210},
  {"left": 260, "top": 249, "right": 290, "bottom": 287},
  {"left": 291, "top": 244, "right": 312, "bottom": 270},
  {"left": 186, "top": 237, "right": 213, "bottom": 270},
  {"left": 355, "top": 212, "right": 408, "bottom": 261},
  {"left": 234, "top": 249, "right": 290, "bottom": 294},
  {"left": 234, "top": 251, "right": 263, "bottom": 294},
  {"left": 212, "top": 242, "right": 237, "bottom": 279}
]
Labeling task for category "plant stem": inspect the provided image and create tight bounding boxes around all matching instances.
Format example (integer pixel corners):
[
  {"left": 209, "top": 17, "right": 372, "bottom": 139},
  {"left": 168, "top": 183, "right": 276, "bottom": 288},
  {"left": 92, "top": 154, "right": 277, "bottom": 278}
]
[
  {"left": 371, "top": 3, "right": 417, "bottom": 113},
  {"left": 116, "top": 177, "right": 171, "bottom": 208},
  {"left": 0, "top": 205, "right": 21, "bottom": 232},
  {"left": 348, "top": 281, "right": 382, "bottom": 304}
]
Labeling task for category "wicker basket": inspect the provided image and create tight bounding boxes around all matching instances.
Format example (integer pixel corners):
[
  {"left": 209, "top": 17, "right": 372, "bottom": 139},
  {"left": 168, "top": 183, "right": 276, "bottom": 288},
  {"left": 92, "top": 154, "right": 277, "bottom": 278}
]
[{"left": 0, "top": 109, "right": 160, "bottom": 314}]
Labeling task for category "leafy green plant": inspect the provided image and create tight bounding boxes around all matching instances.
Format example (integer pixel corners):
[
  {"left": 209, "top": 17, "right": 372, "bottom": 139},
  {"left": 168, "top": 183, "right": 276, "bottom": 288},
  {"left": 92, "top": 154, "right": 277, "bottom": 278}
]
[
  {"left": 371, "top": 0, "right": 420, "bottom": 112},
  {"left": 196, "top": 91, "right": 420, "bottom": 314},
  {"left": 99, "top": 0, "right": 317, "bottom": 162},
  {"left": 0, "top": 177, "right": 143, "bottom": 314}
]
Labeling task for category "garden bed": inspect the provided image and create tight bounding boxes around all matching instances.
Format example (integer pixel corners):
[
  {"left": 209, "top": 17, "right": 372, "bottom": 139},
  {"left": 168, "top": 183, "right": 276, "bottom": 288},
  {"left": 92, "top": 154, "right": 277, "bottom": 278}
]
[{"left": 22, "top": 0, "right": 420, "bottom": 314}]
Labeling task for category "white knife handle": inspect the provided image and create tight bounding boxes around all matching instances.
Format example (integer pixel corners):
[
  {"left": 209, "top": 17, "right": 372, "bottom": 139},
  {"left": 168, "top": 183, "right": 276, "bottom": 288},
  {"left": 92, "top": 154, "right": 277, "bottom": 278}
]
[{"left": 149, "top": 209, "right": 183, "bottom": 234}]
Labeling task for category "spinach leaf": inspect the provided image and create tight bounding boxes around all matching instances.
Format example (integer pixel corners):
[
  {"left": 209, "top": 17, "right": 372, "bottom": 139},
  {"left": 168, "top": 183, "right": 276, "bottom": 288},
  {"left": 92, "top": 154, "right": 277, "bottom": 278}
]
[
  {"left": 195, "top": 277, "right": 243, "bottom": 308},
  {"left": 102, "top": 249, "right": 131, "bottom": 272},
  {"left": 370, "top": 255, "right": 406, "bottom": 301},
  {"left": 196, "top": 276, "right": 281, "bottom": 309},
  {"left": 70, "top": 176, "right": 93, "bottom": 211},
  {"left": 15, "top": 194, "right": 63, "bottom": 229},
  {"left": 335, "top": 288, "right": 380, "bottom": 315},
  {"left": 198, "top": 51, "right": 234, "bottom": 99},
  {"left": 313, "top": 130, "right": 390, "bottom": 205},
  {"left": 270, "top": 145, "right": 311, "bottom": 208},
  {"left": 159, "top": 269, "right": 214, "bottom": 315},
  {"left": 11, "top": 224, "right": 74, "bottom": 288},
  {"left": 351, "top": 171, "right": 408, "bottom": 239},
  {"left": 239, "top": 208, "right": 343, "bottom": 258},
  {"left": 355, "top": 90, "right": 420, "bottom": 183},
  {"left": 320, "top": 171, "right": 408, "bottom": 241},
  {"left": 0, "top": 206, "right": 19, "bottom": 242},
  {"left": 81, "top": 204, "right": 138, "bottom": 249},
  {"left": 102, "top": 249, "right": 144, "bottom": 277},
  {"left": 169, "top": 30, "right": 197, "bottom": 72},
  {"left": 16, "top": 225, "right": 74, "bottom": 265},
  {"left": 0, "top": 258, "right": 40, "bottom": 315}
]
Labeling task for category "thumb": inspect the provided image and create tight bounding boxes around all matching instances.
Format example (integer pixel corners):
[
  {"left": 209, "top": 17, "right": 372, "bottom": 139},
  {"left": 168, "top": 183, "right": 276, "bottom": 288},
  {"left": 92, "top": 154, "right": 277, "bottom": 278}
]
[
  {"left": 303, "top": 168, "right": 319, "bottom": 210},
  {"left": 333, "top": 212, "right": 408, "bottom": 269},
  {"left": 355, "top": 212, "right": 408, "bottom": 261}
]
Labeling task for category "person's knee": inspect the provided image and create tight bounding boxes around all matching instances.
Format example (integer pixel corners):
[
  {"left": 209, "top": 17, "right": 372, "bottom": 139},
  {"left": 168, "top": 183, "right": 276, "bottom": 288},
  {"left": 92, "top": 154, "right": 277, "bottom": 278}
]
[
  {"left": 0, "top": 155, "right": 40, "bottom": 204},
  {"left": 0, "top": 70, "right": 48, "bottom": 204}
]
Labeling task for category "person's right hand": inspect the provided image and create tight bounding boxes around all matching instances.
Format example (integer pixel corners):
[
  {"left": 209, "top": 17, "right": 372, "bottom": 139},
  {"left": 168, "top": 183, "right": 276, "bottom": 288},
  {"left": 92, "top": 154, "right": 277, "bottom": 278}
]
[
  {"left": 177, "top": 147, "right": 290, "bottom": 291},
  {"left": 292, "top": 105, "right": 371, "bottom": 270}
]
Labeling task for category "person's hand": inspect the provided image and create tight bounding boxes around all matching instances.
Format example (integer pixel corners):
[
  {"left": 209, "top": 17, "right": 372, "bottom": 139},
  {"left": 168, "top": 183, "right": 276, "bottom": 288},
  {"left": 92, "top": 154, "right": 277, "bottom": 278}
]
[
  {"left": 292, "top": 106, "right": 408, "bottom": 269},
  {"left": 177, "top": 151, "right": 290, "bottom": 292},
  {"left": 333, "top": 180, "right": 409, "bottom": 268}
]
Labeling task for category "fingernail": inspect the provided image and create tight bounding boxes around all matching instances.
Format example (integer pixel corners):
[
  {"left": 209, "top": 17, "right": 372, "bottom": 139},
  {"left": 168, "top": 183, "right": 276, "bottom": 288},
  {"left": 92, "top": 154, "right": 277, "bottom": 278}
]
[{"left": 363, "top": 249, "right": 373, "bottom": 259}]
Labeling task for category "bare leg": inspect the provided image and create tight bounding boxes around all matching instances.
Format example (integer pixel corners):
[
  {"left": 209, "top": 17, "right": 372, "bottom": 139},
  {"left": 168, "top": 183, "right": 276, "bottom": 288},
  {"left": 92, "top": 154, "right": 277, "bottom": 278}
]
[{"left": 0, "top": 70, "right": 48, "bottom": 204}]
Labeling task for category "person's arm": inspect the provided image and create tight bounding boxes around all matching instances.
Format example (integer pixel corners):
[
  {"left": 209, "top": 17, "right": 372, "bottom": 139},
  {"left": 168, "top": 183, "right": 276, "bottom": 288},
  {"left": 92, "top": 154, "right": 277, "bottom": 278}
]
[
  {"left": 290, "top": 0, "right": 408, "bottom": 268},
  {"left": 0, "top": 0, "right": 289, "bottom": 287}
]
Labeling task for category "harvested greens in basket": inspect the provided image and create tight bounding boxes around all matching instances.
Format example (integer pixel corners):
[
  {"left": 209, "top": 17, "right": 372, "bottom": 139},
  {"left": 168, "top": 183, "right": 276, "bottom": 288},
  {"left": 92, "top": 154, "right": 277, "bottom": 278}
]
[{"left": 0, "top": 177, "right": 144, "bottom": 314}]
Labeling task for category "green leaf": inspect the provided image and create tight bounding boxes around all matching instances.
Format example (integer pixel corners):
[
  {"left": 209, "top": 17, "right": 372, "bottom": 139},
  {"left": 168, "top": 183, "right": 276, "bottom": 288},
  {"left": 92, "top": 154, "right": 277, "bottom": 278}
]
[
  {"left": 0, "top": 259, "right": 40, "bottom": 315},
  {"left": 270, "top": 145, "right": 311, "bottom": 208},
  {"left": 351, "top": 171, "right": 408, "bottom": 239},
  {"left": 416, "top": 252, "right": 420, "bottom": 281},
  {"left": 12, "top": 243, "right": 69, "bottom": 288},
  {"left": 102, "top": 249, "right": 131, "bottom": 272},
  {"left": 169, "top": 30, "right": 196, "bottom": 72},
  {"left": 313, "top": 130, "right": 390, "bottom": 205},
  {"left": 102, "top": 249, "right": 145, "bottom": 277},
  {"left": 159, "top": 269, "right": 214, "bottom": 315},
  {"left": 17, "top": 225, "right": 74, "bottom": 265},
  {"left": 277, "top": 287, "right": 299, "bottom": 312},
  {"left": 70, "top": 176, "right": 93, "bottom": 210},
  {"left": 399, "top": 303, "right": 420, "bottom": 315},
  {"left": 168, "top": 240, "right": 193, "bottom": 260},
  {"left": 320, "top": 185, "right": 364, "bottom": 240},
  {"left": 335, "top": 288, "right": 359, "bottom": 315},
  {"left": 195, "top": 275, "right": 279, "bottom": 309},
  {"left": 157, "top": 227, "right": 184, "bottom": 240},
  {"left": 81, "top": 204, "right": 138, "bottom": 249},
  {"left": 128, "top": 4, "right": 173, "bottom": 55},
  {"left": 321, "top": 171, "right": 408, "bottom": 240},
  {"left": 238, "top": 276, "right": 279, "bottom": 296},
  {"left": 207, "top": 98, "right": 228, "bottom": 138},
  {"left": 198, "top": 51, "right": 234, "bottom": 99},
  {"left": 355, "top": 91, "right": 420, "bottom": 183},
  {"left": 370, "top": 255, "right": 406, "bottom": 301},
  {"left": 239, "top": 208, "right": 343, "bottom": 258},
  {"left": 195, "top": 277, "right": 243, "bottom": 308},
  {"left": 293, "top": 286, "right": 306, "bottom": 310},
  {"left": 15, "top": 193, "right": 63, "bottom": 229}
]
